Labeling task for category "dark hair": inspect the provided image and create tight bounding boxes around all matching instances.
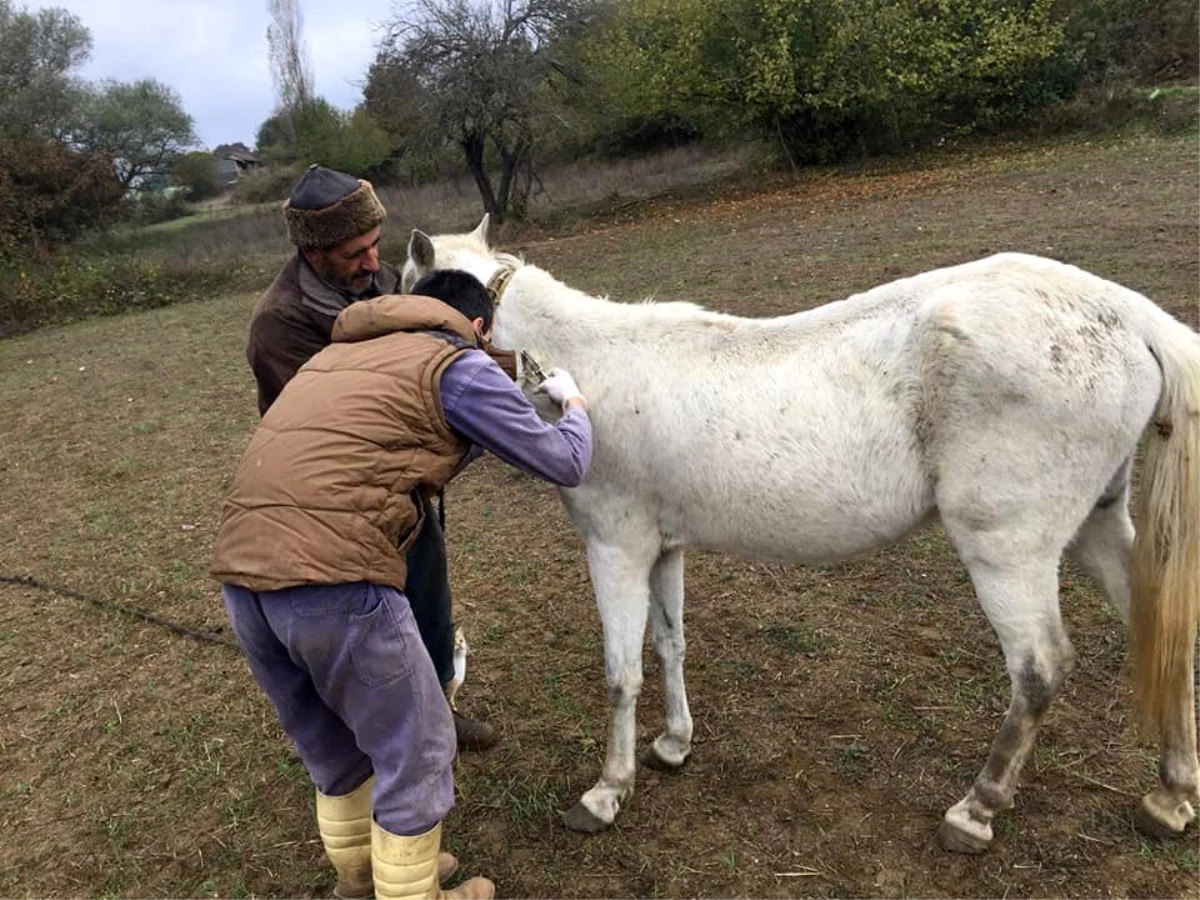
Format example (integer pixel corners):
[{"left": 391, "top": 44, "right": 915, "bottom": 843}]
[{"left": 410, "top": 269, "right": 494, "bottom": 332}]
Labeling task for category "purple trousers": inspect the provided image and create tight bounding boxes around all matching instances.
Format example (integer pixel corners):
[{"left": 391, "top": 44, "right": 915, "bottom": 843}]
[{"left": 222, "top": 581, "right": 455, "bottom": 835}]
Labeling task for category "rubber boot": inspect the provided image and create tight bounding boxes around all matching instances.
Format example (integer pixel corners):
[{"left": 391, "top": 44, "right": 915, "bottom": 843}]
[
  {"left": 316, "top": 778, "right": 375, "bottom": 900},
  {"left": 317, "top": 778, "right": 458, "bottom": 898},
  {"left": 372, "top": 820, "right": 494, "bottom": 900}
]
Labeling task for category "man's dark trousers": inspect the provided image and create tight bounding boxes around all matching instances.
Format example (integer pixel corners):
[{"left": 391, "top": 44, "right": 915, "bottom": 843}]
[{"left": 405, "top": 496, "right": 455, "bottom": 686}]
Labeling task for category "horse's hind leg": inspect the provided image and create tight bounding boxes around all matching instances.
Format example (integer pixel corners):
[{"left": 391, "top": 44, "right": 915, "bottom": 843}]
[
  {"left": 937, "top": 551, "right": 1075, "bottom": 853},
  {"left": 642, "top": 547, "right": 694, "bottom": 770},
  {"left": 563, "top": 537, "right": 658, "bottom": 833},
  {"left": 1066, "top": 457, "right": 1134, "bottom": 624},
  {"left": 1063, "top": 460, "right": 1198, "bottom": 836},
  {"left": 1136, "top": 666, "right": 1200, "bottom": 838}
]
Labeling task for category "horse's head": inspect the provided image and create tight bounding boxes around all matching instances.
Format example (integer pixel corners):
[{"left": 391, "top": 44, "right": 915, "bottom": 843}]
[
  {"left": 401, "top": 213, "right": 500, "bottom": 293},
  {"left": 402, "top": 213, "right": 530, "bottom": 352}
]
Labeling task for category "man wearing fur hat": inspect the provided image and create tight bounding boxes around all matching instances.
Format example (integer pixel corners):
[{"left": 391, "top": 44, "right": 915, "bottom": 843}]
[{"left": 245, "top": 164, "right": 498, "bottom": 752}]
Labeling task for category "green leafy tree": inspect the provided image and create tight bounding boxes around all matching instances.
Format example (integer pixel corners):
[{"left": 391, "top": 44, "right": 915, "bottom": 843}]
[
  {"left": 582, "top": 0, "right": 1069, "bottom": 164},
  {"left": 293, "top": 98, "right": 394, "bottom": 175},
  {"left": 72, "top": 78, "right": 198, "bottom": 191},
  {"left": 254, "top": 112, "right": 288, "bottom": 159},
  {"left": 256, "top": 98, "right": 393, "bottom": 175},
  {"left": 172, "top": 151, "right": 223, "bottom": 201},
  {"left": 0, "top": 0, "right": 90, "bottom": 140},
  {"left": 362, "top": 54, "right": 423, "bottom": 171},
  {"left": 575, "top": 0, "right": 723, "bottom": 145}
]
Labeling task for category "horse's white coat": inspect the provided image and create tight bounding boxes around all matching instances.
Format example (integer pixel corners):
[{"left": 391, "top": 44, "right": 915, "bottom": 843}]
[{"left": 404, "top": 218, "right": 1200, "bottom": 845}]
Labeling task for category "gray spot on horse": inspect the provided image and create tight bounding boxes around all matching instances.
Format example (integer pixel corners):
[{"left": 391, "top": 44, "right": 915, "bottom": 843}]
[{"left": 1020, "top": 657, "right": 1054, "bottom": 715}]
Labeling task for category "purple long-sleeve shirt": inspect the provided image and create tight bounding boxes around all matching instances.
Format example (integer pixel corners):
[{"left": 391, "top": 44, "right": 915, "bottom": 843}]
[{"left": 439, "top": 349, "right": 592, "bottom": 486}]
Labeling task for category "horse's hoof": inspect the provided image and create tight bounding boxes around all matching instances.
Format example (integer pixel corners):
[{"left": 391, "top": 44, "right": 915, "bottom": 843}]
[
  {"left": 563, "top": 802, "right": 611, "bottom": 833},
  {"left": 640, "top": 745, "right": 689, "bottom": 773},
  {"left": 1134, "top": 795, "right": 1194, "bottom": 840},
  {"left": 936, "top": 819, "right": 991, "bottom": 854}
]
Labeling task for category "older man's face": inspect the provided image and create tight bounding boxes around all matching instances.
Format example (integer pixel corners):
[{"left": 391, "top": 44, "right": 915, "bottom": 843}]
[{"left": 305, "top": 226, "right": 382, "bottom": 296}]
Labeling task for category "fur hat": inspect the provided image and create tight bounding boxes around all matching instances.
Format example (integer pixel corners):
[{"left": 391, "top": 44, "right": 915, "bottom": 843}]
[{"left": 283, "top": 164, "right": 387, "bottom": 249}]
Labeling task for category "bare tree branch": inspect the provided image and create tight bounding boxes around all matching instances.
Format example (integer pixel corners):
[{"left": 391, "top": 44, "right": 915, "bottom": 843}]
[
  {"left": 372, "top": 0, "right": 595, "bottom": 221},
  {"left": 267, "top": 0, "right": 314, "bottom": 146}
]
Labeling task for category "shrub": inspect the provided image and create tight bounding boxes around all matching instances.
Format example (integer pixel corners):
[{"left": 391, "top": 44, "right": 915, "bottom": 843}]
[
  {"left": 0, "top": 137, "right": 123, "bottom": 261},
  {"left": 231, "top": 164, "right": 303, "bottom": 205},
  {"left": 125, "top": 190, "right": 191, "bottom": 226},
  {"left": 0, "top": 245, "right": 276, "bottom": 338}
]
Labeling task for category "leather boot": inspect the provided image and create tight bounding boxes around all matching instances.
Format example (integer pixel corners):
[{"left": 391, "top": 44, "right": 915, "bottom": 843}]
[
  {"left": 372, "top": 820, "right": 494, "bottom": 900},
  {"left": 317, "top": 778, "right": 458, "bottom": 898},
  {"left": 453, "top": 711, "right": 498, "bottom": 751}
]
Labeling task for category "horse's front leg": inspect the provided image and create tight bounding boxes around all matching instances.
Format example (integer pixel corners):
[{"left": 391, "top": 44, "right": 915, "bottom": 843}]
[
  {"left": 563, "top": 538, "right": 656, "bottom": 833},
  {"left": 642, "top": 547, "right": 693, "bottom": 770}
]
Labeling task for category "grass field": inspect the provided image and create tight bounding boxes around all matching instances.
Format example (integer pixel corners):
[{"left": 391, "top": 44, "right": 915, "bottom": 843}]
[{"left": 1, "top": 129, "right": 1197, "bottom": 899}]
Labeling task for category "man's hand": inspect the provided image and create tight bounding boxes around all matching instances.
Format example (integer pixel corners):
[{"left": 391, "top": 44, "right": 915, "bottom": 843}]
[{"left": 536, "top": 368, "right": 587, "bottom": 412}]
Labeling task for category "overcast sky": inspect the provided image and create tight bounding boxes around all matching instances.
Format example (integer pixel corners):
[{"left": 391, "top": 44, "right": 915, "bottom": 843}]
[{"left": 28, "top": 0, "right": 397, "bottom": 149}]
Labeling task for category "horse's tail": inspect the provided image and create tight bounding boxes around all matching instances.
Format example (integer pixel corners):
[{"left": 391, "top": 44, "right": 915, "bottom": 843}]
[{"left": 1130, "top": 310, "right": 1200, "bottom": 734}]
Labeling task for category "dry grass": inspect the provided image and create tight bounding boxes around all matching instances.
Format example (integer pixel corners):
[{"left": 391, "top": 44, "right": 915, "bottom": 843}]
[
  {"left": 1, "top": 129, "right": 1197, "bottom": 900},
  {"left": 107, "top": 142, "right": 762, "bottom": 268}
]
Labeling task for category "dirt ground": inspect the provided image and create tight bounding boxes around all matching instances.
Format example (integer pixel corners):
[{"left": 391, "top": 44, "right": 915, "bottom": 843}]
[{"left": 1, "top": 130, "right": 1197, "bottom": 899}]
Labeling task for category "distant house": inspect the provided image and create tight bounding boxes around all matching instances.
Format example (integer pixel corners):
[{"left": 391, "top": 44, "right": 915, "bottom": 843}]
[{"left": 215, "top": 144, "right": 263, "bottom": 185}]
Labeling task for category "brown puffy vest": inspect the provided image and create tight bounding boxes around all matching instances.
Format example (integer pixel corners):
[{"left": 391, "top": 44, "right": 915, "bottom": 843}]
[{"left": 211, "top": 294, "right": 477, "bottom": 592}]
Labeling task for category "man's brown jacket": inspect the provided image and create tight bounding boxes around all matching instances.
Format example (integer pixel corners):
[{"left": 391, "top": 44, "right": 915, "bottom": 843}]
[{"left": 212, "top": 294, "right": 478, "bottom": 592}]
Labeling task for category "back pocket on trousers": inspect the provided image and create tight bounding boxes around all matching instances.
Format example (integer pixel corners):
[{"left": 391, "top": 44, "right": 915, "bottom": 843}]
[{"left": 348, "top": 590, "right": 413, "bottom": 687}]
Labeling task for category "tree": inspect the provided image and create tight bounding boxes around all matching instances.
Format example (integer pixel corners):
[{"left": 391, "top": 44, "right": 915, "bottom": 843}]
[
  {"left": 254, "top": 112, "right": 288, "bottom": 158},
  {"left": 0, "top": 2, "right": 122, "bottom": 256},
  {"left": 0, "top": 0, "right": 91, "bottom": 140},
  {"left": 267, "top": 0, "right": 314, "bottom": 151},
  {"left": 362, "top": 53, "right": 423, "bottom": 154},
  {"left": 293, "top": 98, "right": 394, "bottom": 174},
  {"left": 573, "top": 0, "right": 724, "bottom": 146},
  {"left": 72, "top": 78, "right": 197, "bottom": 191},
  {"left": 254, "top": 100, "right": 393, "bottom": 175},
  {"left": 581, "top": 0, "right": 1069, "bottom": 164},
  {"left": 1055, "top": 0, "right": 1199, "bottom": 85},
  {"left": 172, "top": 151, "right": 223, "bottom": 201},
  {"left": 374, "top": 0, "right": 595, "bottom": 222}
]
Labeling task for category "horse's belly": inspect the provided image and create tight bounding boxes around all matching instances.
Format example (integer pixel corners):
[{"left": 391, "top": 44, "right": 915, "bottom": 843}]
[
  {"left": 640, "top": 440, "right": 934, "bottom": 563},
  {"left": 678, "top": 486, "right": 932, "bottom": 563}
]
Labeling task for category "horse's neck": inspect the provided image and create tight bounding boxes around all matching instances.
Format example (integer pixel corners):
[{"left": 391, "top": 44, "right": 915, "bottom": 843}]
[{"left": 503, "top": 266, "right": 604, "bottom": 361}]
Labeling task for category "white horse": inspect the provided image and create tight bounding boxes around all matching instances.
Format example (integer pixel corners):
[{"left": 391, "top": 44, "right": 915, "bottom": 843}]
[{"left": 402, "top": 216, "right": 1200, "bottom": 852}]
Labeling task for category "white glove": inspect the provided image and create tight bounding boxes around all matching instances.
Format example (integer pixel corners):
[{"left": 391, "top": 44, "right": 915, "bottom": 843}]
[{"left": 535, "top": 368, "right": 587, "bottom": 411}]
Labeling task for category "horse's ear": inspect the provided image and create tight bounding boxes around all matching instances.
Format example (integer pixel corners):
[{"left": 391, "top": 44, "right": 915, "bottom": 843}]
[
  {"left": 408, "top": 229, "right": 435, "bottom": 271},
  {"left": 468, "top": 213, "right": 490, "bottom": 246}
]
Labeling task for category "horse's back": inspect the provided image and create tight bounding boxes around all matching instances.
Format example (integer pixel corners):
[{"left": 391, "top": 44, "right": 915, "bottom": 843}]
[
  {"left": 911, "top": 252, "right": 1162, "bottom": 431},
  {"left": 581, "top": 253, "right": 1164, "bottom": 563}
]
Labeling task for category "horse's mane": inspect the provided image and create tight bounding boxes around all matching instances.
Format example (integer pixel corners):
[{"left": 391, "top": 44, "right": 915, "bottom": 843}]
[
  {"left": 508, "top": 255, "right": 735, "bottom": 328},
  {"left": 440, "top": 232, "right": 811, "bottom": 336},
  {"left": 493, "top": 249, "right": 524, "bottom": 271}
]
